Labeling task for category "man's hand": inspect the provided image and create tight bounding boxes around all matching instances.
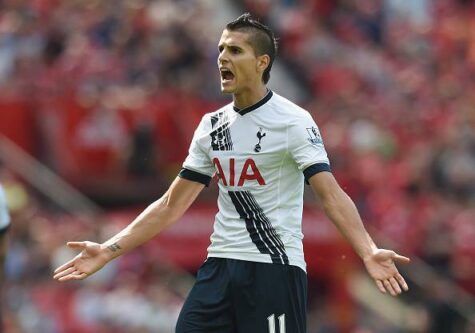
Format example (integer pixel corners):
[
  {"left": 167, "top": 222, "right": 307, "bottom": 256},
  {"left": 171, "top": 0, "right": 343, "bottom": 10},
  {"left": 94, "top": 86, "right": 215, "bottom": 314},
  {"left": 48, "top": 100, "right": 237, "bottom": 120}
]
[
  {"left": 53, "top": 241, "right": 111, "bottom": 282},
  {"left": 363, "top": 249, "right": 410, "bottom": 296}
]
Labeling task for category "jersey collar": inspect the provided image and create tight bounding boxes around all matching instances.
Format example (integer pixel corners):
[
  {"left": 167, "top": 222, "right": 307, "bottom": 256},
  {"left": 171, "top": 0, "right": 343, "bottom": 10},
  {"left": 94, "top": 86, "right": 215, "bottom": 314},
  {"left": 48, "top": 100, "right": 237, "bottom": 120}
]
[{"left": 233, "top": 90, "right": 273, "bottom": 116}]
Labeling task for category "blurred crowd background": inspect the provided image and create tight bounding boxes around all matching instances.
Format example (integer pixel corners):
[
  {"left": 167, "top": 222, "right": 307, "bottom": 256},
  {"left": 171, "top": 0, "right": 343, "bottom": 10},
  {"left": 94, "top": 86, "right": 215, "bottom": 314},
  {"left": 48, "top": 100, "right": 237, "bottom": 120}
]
[{"left": 0, "top": 0, "right": 474, "bottom": 332}]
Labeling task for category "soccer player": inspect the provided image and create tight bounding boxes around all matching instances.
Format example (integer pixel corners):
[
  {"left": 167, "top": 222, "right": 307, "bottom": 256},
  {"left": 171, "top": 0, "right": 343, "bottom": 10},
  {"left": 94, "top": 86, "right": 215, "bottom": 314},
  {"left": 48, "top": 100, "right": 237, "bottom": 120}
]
[
  {"left": 0, "top": 184, "right": 9, "bottom": 271},
  {"left": 53, "top": 14, "right": 410, "bottom": 333},
  {"left": 0, "top": 183, "right": 11, "bottom": 328}
]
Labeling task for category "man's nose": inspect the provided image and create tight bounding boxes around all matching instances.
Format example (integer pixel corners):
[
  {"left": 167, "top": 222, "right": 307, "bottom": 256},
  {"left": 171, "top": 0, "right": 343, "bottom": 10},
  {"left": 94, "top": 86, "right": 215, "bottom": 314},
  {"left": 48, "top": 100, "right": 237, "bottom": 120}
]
[{"left": 218, "top": 51, "right": 228, "bottom": 64}]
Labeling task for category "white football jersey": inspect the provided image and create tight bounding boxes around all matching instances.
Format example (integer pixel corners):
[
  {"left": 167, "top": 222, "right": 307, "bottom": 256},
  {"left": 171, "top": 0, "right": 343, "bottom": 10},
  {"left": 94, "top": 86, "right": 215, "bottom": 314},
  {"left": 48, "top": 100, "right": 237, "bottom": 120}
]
[
  {"left": 0, "top": 185, "right": 10, "bottom": 231},
  {"left": 180, "top": 91, "right": 330, "bottom": 272}
]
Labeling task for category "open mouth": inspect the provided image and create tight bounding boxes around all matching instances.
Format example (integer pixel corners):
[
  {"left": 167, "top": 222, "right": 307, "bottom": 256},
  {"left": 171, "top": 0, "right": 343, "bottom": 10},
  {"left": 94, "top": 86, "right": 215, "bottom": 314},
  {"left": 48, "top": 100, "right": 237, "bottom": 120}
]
[{"left": 220, "top": 68, "right": 235, "bottom": 83}]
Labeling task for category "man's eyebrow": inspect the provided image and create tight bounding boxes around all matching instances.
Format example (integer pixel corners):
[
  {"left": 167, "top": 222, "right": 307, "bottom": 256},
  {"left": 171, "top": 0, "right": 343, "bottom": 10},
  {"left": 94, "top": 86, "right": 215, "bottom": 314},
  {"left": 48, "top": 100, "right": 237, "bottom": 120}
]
[{"left": 218, "top": 43, "right": 243, "bottom": 50}]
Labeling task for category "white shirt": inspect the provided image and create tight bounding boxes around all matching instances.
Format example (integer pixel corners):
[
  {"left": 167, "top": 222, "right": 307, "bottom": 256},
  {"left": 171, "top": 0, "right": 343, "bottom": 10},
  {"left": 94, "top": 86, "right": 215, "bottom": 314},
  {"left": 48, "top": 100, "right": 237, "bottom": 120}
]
[
  {"left": 0, "top": 185, "right": 10, "bottom": 231},
  {"left": 180, "top": 91, "right": 330, "bottom": 272}
]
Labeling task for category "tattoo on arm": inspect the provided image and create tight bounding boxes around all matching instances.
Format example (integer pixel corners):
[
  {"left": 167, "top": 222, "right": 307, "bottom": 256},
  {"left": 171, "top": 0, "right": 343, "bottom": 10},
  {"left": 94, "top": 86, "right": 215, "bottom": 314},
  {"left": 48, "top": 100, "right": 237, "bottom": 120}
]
[{"left": 107, "top": 243, "right": 122, "bottom": 252}]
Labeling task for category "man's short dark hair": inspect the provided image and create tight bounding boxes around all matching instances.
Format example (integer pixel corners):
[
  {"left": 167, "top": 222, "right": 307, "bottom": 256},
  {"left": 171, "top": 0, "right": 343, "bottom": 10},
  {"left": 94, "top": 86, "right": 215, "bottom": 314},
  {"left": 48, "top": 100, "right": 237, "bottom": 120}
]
[{"left": 226, "top": 13, "right": 277, "bottom": 84}]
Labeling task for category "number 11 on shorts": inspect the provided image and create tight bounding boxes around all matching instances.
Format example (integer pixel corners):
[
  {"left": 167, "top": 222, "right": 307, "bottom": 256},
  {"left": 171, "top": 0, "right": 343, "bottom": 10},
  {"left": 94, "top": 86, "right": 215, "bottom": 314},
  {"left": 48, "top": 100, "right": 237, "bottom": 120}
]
[{"left": 267, "top": 313, "right": 286, "bottom": 333}]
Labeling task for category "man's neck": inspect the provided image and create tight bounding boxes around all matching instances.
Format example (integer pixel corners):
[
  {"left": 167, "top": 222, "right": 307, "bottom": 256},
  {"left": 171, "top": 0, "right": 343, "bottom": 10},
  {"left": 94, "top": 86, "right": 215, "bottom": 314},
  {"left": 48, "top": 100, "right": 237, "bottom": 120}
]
[{"left": 233, "top": 85, "right": 268, "bottom": 110}]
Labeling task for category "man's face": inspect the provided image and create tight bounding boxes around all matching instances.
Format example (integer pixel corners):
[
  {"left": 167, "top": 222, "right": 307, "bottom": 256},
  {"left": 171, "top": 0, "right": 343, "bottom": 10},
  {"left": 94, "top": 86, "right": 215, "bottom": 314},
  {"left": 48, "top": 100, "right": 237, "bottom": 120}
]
[{"left": 217, "top": 29, "right": 262, "bottom": 94}]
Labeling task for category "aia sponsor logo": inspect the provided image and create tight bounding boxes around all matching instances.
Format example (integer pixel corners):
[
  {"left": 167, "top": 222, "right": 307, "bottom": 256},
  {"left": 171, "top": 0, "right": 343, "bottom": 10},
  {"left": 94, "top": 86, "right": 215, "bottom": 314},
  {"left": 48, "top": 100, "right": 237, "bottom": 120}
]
[{"left": 213, "top": 158, "right": 265, "bottom": 186}]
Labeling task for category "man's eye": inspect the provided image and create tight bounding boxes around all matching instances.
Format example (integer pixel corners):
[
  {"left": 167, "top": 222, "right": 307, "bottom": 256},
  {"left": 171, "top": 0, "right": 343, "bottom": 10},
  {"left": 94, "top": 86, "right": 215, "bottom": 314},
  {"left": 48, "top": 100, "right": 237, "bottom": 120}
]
[{"left": 231, "top": 47, "right": 240, "bottom": 54}]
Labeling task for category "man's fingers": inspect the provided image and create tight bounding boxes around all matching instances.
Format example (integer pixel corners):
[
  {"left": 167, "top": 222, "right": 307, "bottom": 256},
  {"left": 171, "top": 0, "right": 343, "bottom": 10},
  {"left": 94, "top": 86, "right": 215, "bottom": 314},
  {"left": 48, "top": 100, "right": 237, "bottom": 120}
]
[
  {"left": 389, "top": 277, "right": 402, "bottom": 294},
  {"left": 53, "top": 242, "right": 86, "bottom": 275},
  {"left": 383, "top": 279, "right": 397, "bottom": 296},
  {"left": 392, "top": 253, "right": 410, "bottom": 264},
  {"left": 53, "top": 266, "right": 76, "bottom": 280},
  {"left": 376, "top": 280, "right": 386, "bottom": 294},
  {"left": 53, "top": 260, "right": 74, "bottom": 274},
  {"left": 395, "top": 273, "right": 409, "bottom": 291},
  {"left": 56, "top": 269, "right": 78, "bottom": 282},
  {"left": 58, "top": 272, "right": 88, "bottom": 282}
]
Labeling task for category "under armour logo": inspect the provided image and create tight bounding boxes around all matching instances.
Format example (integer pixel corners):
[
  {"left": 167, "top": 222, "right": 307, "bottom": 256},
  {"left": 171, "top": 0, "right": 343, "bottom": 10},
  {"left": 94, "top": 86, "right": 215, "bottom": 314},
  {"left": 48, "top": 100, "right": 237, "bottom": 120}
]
[{"left": 254, "top": 127, "right": 266, "bottom": 152}]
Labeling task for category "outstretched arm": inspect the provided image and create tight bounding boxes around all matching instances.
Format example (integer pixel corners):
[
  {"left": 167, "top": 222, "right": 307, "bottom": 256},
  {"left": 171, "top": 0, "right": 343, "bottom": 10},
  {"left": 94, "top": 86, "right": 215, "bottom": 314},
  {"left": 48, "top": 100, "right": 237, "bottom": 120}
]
[
  {"left": 308, "top": 171, "right": 410, "bottom": 296},
  {"left": 53, "top": 177, "right": 205, "bottom": 282}
]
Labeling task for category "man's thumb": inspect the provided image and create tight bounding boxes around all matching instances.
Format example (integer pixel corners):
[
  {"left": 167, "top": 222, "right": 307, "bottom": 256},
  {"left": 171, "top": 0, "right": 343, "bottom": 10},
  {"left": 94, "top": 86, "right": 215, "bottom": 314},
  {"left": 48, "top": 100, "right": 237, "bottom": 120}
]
[
  {"left": 393, "top": 253, "right": 411, "bottom": 264},
  {"left": 67, "top": 241, "right": 86, "bottom": 250}
]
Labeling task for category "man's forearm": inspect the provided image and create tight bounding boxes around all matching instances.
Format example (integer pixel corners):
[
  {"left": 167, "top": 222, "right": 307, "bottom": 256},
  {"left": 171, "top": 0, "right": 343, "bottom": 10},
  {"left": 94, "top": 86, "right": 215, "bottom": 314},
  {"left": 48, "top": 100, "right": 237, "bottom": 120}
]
[
  {"left": 100, "top": 193, "right": 183, "bottom": 261},
  {"left": 96, "top": 177, "right": 204, "bottom": 262},
  {"left": 52, "top": 177, "right": 204, "bottom": 282},
  {"left": 322, "top": 188, "right": 377, "bottom": 260}
]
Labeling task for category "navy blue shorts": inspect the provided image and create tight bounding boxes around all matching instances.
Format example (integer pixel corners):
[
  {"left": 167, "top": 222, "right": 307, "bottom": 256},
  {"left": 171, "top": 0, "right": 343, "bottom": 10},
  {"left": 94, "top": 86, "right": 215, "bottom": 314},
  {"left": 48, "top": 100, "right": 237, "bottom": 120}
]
[{"left": 176, "top": 257, "right": 307, "bottom": 333}]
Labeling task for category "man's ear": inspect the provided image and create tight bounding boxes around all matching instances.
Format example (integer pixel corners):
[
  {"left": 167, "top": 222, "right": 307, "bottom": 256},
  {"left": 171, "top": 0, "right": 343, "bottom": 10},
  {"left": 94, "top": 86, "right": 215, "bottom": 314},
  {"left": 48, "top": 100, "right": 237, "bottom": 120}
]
[{"left": 256, "top": 54, "right": 270, "bottom": 74}]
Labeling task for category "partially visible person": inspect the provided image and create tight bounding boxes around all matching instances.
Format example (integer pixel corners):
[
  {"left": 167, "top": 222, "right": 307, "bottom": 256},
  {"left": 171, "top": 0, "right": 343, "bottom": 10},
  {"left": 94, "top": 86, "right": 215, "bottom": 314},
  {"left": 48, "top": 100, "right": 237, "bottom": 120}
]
[
  {"left": 0, "top": 184, "right": 10, "bottom": 330},
  {"left": 0, "top": 184, "right": 9, "bottom": 276}
]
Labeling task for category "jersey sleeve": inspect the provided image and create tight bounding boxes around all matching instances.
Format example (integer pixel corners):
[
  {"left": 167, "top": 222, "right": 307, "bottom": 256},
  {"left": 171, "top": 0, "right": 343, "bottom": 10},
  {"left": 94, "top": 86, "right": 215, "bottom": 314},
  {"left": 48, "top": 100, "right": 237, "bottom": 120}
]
[
  {"left": 180, "top": 115, "right": 215, "bottom": 186},
  {"left": 288, "top": 112, "right": 331, "bottom": 182},
  {"left": 0, "top": 185, "right": 10, "bottom": 232}
]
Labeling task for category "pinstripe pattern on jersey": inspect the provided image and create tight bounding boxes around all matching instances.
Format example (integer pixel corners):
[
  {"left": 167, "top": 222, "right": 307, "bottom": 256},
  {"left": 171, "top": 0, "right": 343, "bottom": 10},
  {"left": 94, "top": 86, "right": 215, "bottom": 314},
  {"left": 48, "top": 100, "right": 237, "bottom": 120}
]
[
  {"left": 210, "top": 112, "right": 233, "bottom": 151},
  {"left": 228, "top": 190, "right": 289, "bottom": 265}
]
